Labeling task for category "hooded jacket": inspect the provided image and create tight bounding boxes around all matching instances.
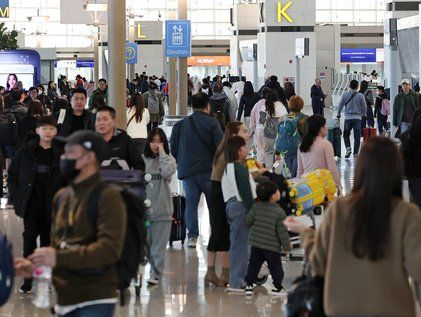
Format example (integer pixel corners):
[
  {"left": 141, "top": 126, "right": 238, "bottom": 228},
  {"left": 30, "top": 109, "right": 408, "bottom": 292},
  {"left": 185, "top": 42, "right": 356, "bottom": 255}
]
[
  {"left": 8, "top": 137, "right": 65, "bottom": 218},
  {"left": 101, "top": 129, "right": 145, "bottom": 172}
]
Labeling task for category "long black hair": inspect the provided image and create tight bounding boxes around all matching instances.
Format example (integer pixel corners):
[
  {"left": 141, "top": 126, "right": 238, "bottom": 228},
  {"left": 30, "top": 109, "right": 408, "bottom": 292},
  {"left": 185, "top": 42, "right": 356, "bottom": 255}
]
[
  {"left": 299, "top": 115, "right": 326, "bottom": 153},
  {"left": 127, "top": 92, "right": 145, "bottom": 124},
  {"left": 144, "top": 128, "right": 170, "bottom": 158},
  {"left": 348, "top": 137, "right": 403, "bottom": 261},
  {"left": 243, "top": 81, "right": 254, "bottom": 97},
  {"left": 359, "top": 80, "right": 368, "bottom": 93},
  {"left": 265, "top": 89, "right": 278, "bottom": 117}
]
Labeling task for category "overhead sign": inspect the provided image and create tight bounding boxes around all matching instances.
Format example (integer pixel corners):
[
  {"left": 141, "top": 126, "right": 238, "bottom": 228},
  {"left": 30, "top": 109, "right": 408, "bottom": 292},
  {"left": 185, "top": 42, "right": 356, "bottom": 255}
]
[
  {"left": 187, "top": 56, "right": 230, "bottom": 67},
  {"left": 277, "top": 1, "right": 294, "bottom": 23},
  {"left": 341, "top": 48, "right": 377, "bottom": 63},
  {"left": 126, "top": 42, "right": 138, "bottom": 64},
  {"left": 0, "top": 0, "right": 9, "bottom": 18},
  {"left": 295, "top": 38, "right": 309, "bottom": 58},
  {"left": 165, "top": 20, "right": 191, "bottom": 58},
  {"left": 76, "top": 60, "right": 94, "bottom": 68}
]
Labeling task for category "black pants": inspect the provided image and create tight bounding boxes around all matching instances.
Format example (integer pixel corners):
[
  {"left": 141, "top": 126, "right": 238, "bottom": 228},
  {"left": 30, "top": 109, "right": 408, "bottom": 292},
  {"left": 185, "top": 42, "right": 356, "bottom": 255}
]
[
  {"left": 147, "top": 122, "right": 159, "bottom": 133},
  {"left": 312, "top": 105, "right": 324, "bottom": 116},
  {"left": 409, "top": 177, "right": 421, "bottom": 208},
  {"left": 207, "top": 181, "right": 230, "bottom": 252},
  {"left": 23, "top": 213, "right": 51, "bottom": 258},
  {"left": 245, "top": 246, "right": 284, "bottom": 289},
  {"left": 132, "top": 138, "right": 147, "bottom": 155},
  {"left": 377, "top": 113, "right": 388, "bottom": 134}
]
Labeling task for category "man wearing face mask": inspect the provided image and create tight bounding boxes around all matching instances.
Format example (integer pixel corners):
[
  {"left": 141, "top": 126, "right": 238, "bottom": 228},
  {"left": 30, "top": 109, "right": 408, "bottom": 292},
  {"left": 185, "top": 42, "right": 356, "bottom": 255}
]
[
  {"left": 95, "top": 106, "right": 145, "bottom": 171},
  {"left": 29, "top": 130, "right": 126, "bottom": 317}
]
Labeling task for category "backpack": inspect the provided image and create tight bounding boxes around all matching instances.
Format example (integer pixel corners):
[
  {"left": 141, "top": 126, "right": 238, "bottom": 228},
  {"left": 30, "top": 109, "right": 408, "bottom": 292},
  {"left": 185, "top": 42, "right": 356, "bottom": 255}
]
[
  {"left": 0, "top": 234, "right": 14, "bottom": 306},
  {"left": 259, "top": 111, "right": 278, "bottom": 139},
  {"left": 275, "top": 114, "right": 302, "bottom": 155},
  {"left": 147, "top": 93, "right": 160, "bottom": 115},
  {"left": 381, "top": 99, "right": 390, "bottom": 116},
  {"left": 0, "top": 113, "right": 18, "bottom": 146},
  {"left": 210, "top": 98, "right": 228, "bottom": 131},
  {"left": 87, "top": 182, "right": 148, "bottom": 306}
]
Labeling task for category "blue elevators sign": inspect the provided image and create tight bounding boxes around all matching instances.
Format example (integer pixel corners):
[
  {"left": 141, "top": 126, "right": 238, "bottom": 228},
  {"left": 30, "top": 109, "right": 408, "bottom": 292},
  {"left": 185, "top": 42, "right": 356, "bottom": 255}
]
[
  {"left": 0, "top": 0, "right": 10, "bottom": 18},
  {"left": 126, "top": 42, "right": 138, "bottom": 64},
  {"left": 165, "top": 20, "right": 191, "bottom": 58}
]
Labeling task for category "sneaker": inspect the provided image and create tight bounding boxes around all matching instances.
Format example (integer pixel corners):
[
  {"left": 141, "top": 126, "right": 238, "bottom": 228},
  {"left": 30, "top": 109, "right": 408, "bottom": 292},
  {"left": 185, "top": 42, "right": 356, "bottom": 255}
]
[
  {"left": 345, "top": 148, "right": 352, "bottom": 159},
  {"left": 255, "top": 275, "right": 268, "bottom": 286},
  {"left": 19, "top": 279, "right": 32, "bottom": 294},
  {"left": 271, "top": 287, "right": 289, "bottom": 297},
  {"left": 187, "top": 238, "right": 197, "bottom": 248},
  {"left": 353, "top": 154, "right": 358, "bottom": 158},
  {"left": 225, "top": 287, "right": 246, "bottom": 294},
  {"left": 245, "top": 284, "right": 254, "bottom": 296},
  {"left": 147, "top": 277, "right": 160, "bottom": 285}
]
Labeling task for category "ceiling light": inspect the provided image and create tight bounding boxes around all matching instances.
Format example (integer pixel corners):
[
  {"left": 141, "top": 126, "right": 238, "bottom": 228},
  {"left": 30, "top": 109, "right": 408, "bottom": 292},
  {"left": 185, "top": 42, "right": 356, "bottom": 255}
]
[{"left": 84, "top": 3, "right": 108, "bottom": 12}]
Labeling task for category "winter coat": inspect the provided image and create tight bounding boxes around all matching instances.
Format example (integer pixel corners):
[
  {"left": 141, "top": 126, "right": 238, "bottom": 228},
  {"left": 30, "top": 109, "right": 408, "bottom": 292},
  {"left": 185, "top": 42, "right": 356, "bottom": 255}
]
[{"left": 8, "top": 137, "right": 65, "bottom": 218}]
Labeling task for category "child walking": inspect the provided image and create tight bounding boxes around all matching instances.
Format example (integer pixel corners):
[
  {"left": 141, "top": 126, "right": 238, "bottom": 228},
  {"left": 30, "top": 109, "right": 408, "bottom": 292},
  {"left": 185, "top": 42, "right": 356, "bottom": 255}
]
[
  {"left": 8, "top": 116, "right": 65, "bottom": 293},
  {"left": 244, "top": 180, "right": 291, "bottom": 297},
  {"left": 143, "top": 128, "right": 177, "bottom": 285},
  {"left": 221, "top": 136, "right": 257, "bottom": 293}
]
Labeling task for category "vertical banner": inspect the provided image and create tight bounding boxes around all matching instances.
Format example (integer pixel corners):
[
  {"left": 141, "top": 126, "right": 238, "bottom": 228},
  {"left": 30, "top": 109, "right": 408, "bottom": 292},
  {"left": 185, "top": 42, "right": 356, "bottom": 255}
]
[
  {"left": 125, "top": 42, "right": 138, "bottom": 64},
  {"left": 0, "top": 0, "right": 10, "bottom": 18}
]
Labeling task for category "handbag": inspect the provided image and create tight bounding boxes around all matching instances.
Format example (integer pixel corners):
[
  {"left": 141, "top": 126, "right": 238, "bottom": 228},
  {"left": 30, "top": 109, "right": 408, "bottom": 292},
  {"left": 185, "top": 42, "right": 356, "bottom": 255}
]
[{"left": 284, "top": 261, "right": 326, "bottom": 317}]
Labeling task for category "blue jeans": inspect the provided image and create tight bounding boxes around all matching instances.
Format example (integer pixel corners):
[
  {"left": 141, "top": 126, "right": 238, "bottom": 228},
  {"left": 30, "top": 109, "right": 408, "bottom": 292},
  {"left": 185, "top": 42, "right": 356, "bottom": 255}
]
[
  {"left": 343, "top": 119, "right": 362, "bottom": 154},
  {"left": 284, "top": 153, "right": 298, "bottom": 178},
  {"left": 377, "top": 113, "right": 388, "bottom": 134},
  {"left": 183, "top": 172, "right": 212, "bottom": 238},
  {"left": 225, "top": 198, "right": 250, "bottom": 289},
  {"left": 58, "top": 304, "right": 115, "bottom": 317}
]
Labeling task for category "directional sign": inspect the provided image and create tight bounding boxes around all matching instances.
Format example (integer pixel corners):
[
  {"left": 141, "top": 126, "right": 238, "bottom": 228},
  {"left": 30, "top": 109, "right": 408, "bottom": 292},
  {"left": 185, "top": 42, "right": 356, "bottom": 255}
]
[
  {"left": 126, "top": 42, "right": 138, "bottom": 64},
  {"left": 165, "top": 20, "right": 191, "bottom": 58},
  {"left": 0, "top": 0, "right": 10, "bottom": 18}
]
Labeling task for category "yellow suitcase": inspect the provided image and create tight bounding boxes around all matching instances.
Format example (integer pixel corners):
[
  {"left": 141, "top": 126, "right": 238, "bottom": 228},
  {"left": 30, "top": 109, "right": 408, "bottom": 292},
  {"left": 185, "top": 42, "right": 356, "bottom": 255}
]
[{"left": 288, "top": 169, "right": 336, "bottom": 215}]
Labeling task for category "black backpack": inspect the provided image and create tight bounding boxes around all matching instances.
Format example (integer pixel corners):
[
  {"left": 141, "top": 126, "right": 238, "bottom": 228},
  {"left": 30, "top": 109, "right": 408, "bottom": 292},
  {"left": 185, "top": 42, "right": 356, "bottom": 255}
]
[
  {"left": 0, "top": 113, "right": 18, "bottom": 146},
  {"left": 210, "top": 98, "right": 227, "bottom": 131},
  {"left": 87, "top": 183, "right": 148, "bottom": 305}
]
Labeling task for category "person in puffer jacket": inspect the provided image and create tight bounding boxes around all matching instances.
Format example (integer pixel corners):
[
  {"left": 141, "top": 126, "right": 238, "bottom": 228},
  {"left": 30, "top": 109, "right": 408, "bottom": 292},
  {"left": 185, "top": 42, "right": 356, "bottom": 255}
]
[{"left": 142, "top": 128, "right": 176, "bottom": 285}]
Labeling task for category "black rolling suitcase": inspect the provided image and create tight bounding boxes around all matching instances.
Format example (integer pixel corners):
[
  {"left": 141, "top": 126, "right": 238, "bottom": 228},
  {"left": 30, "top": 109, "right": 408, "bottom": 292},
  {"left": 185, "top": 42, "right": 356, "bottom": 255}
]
[{"left": 169, "top": 195, "right": 186, "bottom": 246}]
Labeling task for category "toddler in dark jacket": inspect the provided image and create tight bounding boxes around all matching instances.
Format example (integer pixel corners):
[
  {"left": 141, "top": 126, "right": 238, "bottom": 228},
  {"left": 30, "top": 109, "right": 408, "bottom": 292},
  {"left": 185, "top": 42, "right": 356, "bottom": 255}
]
[{"left": 245, "top": 180, "right": 291, "bottom": 297}]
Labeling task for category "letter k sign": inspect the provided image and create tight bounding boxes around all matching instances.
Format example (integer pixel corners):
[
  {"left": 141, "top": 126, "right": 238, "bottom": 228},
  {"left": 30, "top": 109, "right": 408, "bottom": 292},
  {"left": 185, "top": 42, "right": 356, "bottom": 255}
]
[{"left": 277, "top": 1, "right": 294, "bottom": 23}]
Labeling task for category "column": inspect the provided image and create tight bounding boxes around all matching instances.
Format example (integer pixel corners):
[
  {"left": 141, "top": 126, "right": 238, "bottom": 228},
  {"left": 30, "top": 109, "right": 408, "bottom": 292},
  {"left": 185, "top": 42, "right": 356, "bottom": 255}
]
[
  {"left": 93, "top": 24, "right": 99, "bottom": 84},
  {"left": 108, "top": 0, "right": 126, "bottom": 129},
  {"left": 169, "top": 58, "right": 177, "bottom": 115},
  {"left": 258, "top": 0, "right": 316, "bottom": 105},
  {"left": 177, "top": 0, "right": 188, "bottom": 116}
]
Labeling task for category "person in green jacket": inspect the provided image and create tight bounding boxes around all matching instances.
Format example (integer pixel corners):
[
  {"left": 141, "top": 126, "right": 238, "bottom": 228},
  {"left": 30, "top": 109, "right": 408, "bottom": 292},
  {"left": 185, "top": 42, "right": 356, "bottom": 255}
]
[
  {"left": 244, "top": 180, "right": 291, "bottom": 297},
  {"left": 88, "top": 78, "right": 108, "bottom": 112},
  {"left": 393, "top": 79, "right": 421, "bottom": 137}
]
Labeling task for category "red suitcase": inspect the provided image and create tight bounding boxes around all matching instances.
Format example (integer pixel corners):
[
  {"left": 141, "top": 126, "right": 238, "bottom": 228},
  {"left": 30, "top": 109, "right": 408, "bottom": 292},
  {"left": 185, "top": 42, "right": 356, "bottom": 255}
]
[{"left": 363, "top": 127, "right": 377, "bottom": 143}]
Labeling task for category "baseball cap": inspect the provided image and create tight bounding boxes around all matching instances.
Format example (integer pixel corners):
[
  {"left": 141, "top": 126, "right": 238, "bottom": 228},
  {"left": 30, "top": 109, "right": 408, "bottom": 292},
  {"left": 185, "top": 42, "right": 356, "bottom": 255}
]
[
  {"left": 401, "top": 79, "right": 411, "bottom": 85},
  {"left": 56, "top": 130, "right": 108, "bottom": 163}
]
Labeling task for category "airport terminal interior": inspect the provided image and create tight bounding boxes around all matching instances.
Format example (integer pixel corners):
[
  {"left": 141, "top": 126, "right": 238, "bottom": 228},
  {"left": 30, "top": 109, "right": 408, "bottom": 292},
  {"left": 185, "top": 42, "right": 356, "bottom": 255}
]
[{"left": 0, "top": 0, "right": 420, "bottom": 316}]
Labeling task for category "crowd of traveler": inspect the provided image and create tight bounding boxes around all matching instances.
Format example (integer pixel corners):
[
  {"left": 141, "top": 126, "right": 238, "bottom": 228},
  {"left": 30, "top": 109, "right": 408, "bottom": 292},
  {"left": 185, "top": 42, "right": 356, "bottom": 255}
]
[{"left": 0, "top": 71, "right": 420, "bottom": 317}]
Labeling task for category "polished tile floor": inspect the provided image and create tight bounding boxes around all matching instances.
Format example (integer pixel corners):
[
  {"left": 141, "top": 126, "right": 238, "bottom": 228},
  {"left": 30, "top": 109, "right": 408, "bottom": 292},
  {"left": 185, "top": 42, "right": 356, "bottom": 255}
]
[{"left": 0, "top": 106, "right": 419, "bottom": 316}]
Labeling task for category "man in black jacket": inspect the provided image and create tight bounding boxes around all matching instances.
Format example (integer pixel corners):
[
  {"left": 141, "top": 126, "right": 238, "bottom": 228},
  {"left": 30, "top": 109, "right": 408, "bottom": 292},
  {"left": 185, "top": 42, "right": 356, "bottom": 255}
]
[
  {"left": 54, "top": 87, "right": 95, "bottom": 137},
  {"left": 8, "top": 116, "right": 65, "bottom": 293},
  {"left": 95, "top": 106, "right": 145, "bottom": 171}
]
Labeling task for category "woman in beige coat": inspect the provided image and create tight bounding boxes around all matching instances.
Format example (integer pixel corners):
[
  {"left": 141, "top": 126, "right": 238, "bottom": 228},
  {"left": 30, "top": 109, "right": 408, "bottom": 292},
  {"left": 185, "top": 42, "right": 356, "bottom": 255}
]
[{"left": 285, "top": 137, "right": 421, "bottom": 317}]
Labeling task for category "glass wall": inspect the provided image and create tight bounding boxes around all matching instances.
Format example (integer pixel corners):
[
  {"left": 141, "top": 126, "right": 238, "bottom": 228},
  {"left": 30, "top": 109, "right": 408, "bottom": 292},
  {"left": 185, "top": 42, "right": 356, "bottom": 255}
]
[
  {"left": 316, "top": 0, "right": 386, "bottom": 25},
  {"left": 3, "top": 0, "right": 386, "bottom": 49}
]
